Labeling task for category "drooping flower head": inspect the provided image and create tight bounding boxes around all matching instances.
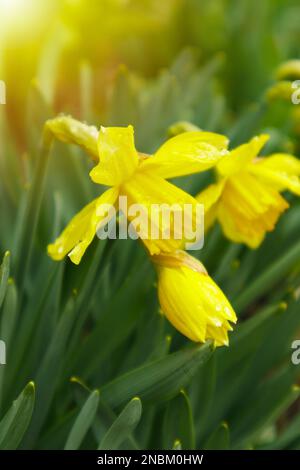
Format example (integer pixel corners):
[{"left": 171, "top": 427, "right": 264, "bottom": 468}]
[
  {"left": 46, "top": 116, "right": 228, "bottom": 263},
  {"left": 197, "top": 135, "right": 300, "bottom": 248},
  {"left": 151, "top": 251, "right": 237, "bottom": 346}
]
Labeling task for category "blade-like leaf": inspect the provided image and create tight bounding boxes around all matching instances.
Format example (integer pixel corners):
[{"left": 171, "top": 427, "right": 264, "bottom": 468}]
[
  {"left": 230, "top": 367, "right": 300, "bottom": 448},
  {"left": 65, "top": 390, "right": 99, "bottom": 450},
  {"left": 14, "top": 136, "right": 51, "bottom": 288},
  {"left": 163, "top": 390, "right": 195, "bottom": 450},
  {"left": 100, "top": 342, "right": 214, "bottom": 409},
  {"left": 0, "top": 381, "right": 35, "bottom": 450},
  {"left": 22, "top": 297, "right": 77, "bottom": 447},
  {"left": 98, "top": 397, "right": 142, "bottom": 450},
  {"left": 235, "top": 239, "right": 300, "bottom": 312},
  {"left": 204, "top": 422, "right": 230, "bottom": 450}
]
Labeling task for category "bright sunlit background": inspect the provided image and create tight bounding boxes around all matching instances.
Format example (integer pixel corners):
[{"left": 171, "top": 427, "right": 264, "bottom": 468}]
[
  {"left": 0, "top": 0, "right": 54, "bottom": 37},
  {"left": 0, "top": 0, "right": 300, "bottom": 147}
]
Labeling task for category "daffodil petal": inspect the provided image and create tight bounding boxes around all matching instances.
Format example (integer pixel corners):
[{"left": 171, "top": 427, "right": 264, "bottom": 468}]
[
  {"left": 121, "top": 172, "right": 202, "bottom": 255},
  {"left": 138, "top": 131, "right": 229, "bottom": 179},
  {"left": 217, "top": 203, "right": 265, "bottom": 248},
  {"left": 153, "top": 251, "right": 236, "bottom": 345},
  {"left": 89, "top": 126, "right": 139, "bottom": 186},
  {"left": 196, "top": 180, "right": 225, "bottom": 232},
  {"left": 48, "top": 187, "right": 119, "bottom": 264},
  {"left": 46, "top": 116, "right": 99, "bottom": 161},
  {"left": 249, "top": 153, "right": 300, "bottom": 195},
  {"left": 217, "top": 134, "right": 269, "bottom": 176},
  {"left": 217, "top": 174, "right": 289, "bottom": 248},
  {"left": 259, "top": 153, "right": 300, "bottom": 173}
]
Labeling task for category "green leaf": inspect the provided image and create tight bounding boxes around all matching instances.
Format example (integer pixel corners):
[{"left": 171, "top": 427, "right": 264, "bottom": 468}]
[
  {"left": 22, "top": 297, "right": 77, "bottom": 447},
  {"left": 230, "top": 367, "right": 300, "bottom": 448},
  {"left": 98, "top": 397, "right": 142, "bottom": 450},
  {"left": 204, "top": 422, "right": 230, "bottom": 450},
  {"left": 69, "top": 366, "right": 142, "bottom": 451},
  {"left": 6, "top": 262, "right": 60, "bottom": 394},
  {"left": 190, "top": 354, "right": 216, "bottom": 443},
  {"left": 219, "top": 303, "right": 285, "bottom": 375},
  {"left": 0, "top": 381, "right": 35, "bottom": 450},
  {"left": 64, "top": 238, "right": 109, "bottom": 362},
  {"left": 0, "top": 279, "right": 18, "bottom": 410},
  {"left": 0, "top": 251, "right": 10, "bottom": 310},
  {"left": 14, "top": 135, "right": 51, "bottom": 288},
  {"left": 100, "top": 342, "right": 214, "bottom": 409},
  {"left": 207, "top": 303, "right": 297, "bottom": 433},
  {"left": 234, "top": 239, "right": 300, "bottom": 312},
  {"left": 163, "top": 390, "right": 195, "bottom": 450},
  {"left": 65, "top": 390, "right": 99, "bottom": 450},
  {"left": 91, "top": 399, "right": 139, "bottom": 450},
  {"left": 72, "top": 262, "right": 152, "bottom": 379}
]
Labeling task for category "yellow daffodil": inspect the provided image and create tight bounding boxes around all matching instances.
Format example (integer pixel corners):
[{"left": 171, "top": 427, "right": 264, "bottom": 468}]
[
  {"left": 47, "top": 116, "right": 228, "bottom": 264},
  {"left": 196, "top": 135, "right": 300, "bottom": 248},
  {"left": 151, "top": 250, "right": 237, "bottom": 346}
]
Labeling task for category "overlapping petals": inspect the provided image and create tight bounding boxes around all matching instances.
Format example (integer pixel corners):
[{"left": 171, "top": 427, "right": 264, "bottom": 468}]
[
  {"left": 121, "top": 171, "right": 200, "bottom": 254},
  {"left": 48, "top": 187, "right": 119, "bottom": 264},
  {"left": 197, "top": 135, "right": 300, "bottom": 248},
  {"left": 217, "top": 174, "right": 288, "bottom": 248},
  {"left": 249, "top": 153, "right": 300, "bottom": 195},
  {"left": 46, "top": 117, "right": 227, "bottom": 262},
  {"left": 152, "top": 251, "right": 237, "bottom": 346},
  {"left": 90, "top": 126, "right": 139, "bottom": 186},
  {"left": 139, "top": 131, "right": 229, "bottom": 178}
]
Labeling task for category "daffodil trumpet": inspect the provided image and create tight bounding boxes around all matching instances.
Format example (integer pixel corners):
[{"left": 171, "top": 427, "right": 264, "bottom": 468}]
[
  {"left": 197, "top": 134, "right": 300, "bottom": 248},
  {"left": 46, "top": 116, "right": 228, "bottom": 264},
  {"left": 151, "top": 250, "right": 237, "bottom": 346}
]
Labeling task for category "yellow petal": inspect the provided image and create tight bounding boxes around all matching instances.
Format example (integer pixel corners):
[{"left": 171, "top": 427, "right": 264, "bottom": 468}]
[
  {"left": 121, "top": 172, "right": 203, "bottom": 255},
  {"left": 217, "top": 173, "right": 289, "bottom": 248},
  {"left": 249, "top": 153, "right": 300, "bottom": 195},
  {"left": 217, "top": 203, "right": 265, "bottom": 248},
  {"left": 46, "top": 116, "right": 99, "bottom": 161},
  {"left": 196, "top": 180, "right": 225, "bottom": 212},
  {"left": 217, "top": 134, "right": 269, "bottom": 177},
  {"left": 152, "top": 251, "right": 237, "bottom": 345},
  {"left": 138, "top": 131, "right": 229, "bottom": 179},
  {"left": 48, "top": 187, "right": 119, "bottom": 264},
  {"left": 89, "top": 126, "right": 139, "bottom": 186},
  {"left": 259, "top": 154, "right": 300, "bottom": 174}
]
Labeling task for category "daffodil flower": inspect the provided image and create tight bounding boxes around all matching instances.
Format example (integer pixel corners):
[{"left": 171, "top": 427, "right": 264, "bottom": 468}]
[
  {"left": 47, "top": 117, "right": 228, "bottom": 264},
  {"left": 151, "top": 251, "right": 237, "bottom": 346},
  {"left": 196, "top": 135, "right": 300, "bottom": 248}
]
